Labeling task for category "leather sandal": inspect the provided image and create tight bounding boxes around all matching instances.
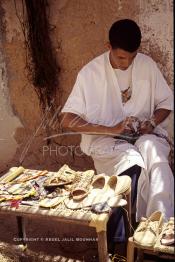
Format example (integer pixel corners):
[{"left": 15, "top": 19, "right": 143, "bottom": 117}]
[
  {"left": 71, "top": 170, "right": 95, "bottom": 200},
  {"left": 44, "top": 165, "right": 76, "bottom": 188}
]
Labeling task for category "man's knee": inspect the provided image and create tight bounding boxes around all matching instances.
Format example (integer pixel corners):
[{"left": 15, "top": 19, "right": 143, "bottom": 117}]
[
  {"left": 135, "top": 135, "right": 170, "bottom": 161},
  {"left": 135, "top": 135, "right": 158, "bottom": 155}
]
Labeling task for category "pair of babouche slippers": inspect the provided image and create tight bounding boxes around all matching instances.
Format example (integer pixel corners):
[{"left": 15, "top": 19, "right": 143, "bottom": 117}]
[
  {"left": 133, "top": 211, "right": 174, "bottom": 248},
  {"left": 64, "top": 170, "right": 131, "bottom": 212}
]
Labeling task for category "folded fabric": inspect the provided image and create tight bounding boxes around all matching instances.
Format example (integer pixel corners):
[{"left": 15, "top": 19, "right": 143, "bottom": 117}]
[
  {"left": 44, "top": 164, "right": 76, "bottom": 187},
  {"left": 6, "top": 182, "right": 35, "bottom": 195},
  {"left": 0, "top": 187, "right": 36, "bottom": 202},
  {"left": 133, "top": 211, "right": 163, "bottom": 247},
  {"left": 71, "top": 170, "right": 95, "bottom": 200}
]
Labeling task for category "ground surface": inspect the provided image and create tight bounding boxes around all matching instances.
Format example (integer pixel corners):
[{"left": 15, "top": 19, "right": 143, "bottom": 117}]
[{"left": 0, "top": 214, "right": 174, "bottom": 262}]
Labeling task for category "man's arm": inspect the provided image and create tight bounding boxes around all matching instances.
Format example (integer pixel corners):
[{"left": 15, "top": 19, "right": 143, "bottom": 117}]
[
  {"left": 60, "top": 112, "right": 133, "bottom": 136},
  {"left": 153, "top": 109, "right": 171, "bottom": 125},
  {"left": 140, "top": 108, "right": 171, "bottom": 134}
]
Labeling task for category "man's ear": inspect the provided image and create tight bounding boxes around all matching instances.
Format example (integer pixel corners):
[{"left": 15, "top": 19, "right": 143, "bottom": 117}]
[{"left": 105, "top": 42, "right": 112, "bottom": 50}]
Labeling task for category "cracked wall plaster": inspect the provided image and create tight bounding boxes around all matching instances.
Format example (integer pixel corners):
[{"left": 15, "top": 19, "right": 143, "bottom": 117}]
[
  {"left": 0, "top": 0, "right": 173, "bottom": 172},
  {"left": 0, "top": 40, "right": 23, "bottom": 172}
]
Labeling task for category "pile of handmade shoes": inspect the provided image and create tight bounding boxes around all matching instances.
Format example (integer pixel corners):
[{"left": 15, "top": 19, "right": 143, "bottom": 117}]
[
  {"left": 133, "top": 211, "right": 174, "bottom": 254},
  {"left": 64, "top": 172, "right": 131, "bottom": 213},
  {"left": 41, "top": 165, "right": 131, "bottom": 212},
  {"left": 0, "top": 165, "right": 132, "bottom": 213},
  {"left": 39, "top": 166, "right": 95, "bottom": 208}
]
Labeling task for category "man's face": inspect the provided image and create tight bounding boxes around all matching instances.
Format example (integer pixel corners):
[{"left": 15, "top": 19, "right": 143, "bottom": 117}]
[{"left": 109, "top": 47, "right": 138, "bottom": 70}]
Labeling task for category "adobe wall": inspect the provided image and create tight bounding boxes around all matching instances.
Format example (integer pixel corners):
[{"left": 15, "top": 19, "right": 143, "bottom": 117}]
[{"left": 0, "top": 0, "right": 173, "bottom": 173}]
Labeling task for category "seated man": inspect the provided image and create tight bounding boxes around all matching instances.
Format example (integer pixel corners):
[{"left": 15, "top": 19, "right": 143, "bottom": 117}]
[{"left": 61, "top": 19, "right": 174, "bottom": 245}]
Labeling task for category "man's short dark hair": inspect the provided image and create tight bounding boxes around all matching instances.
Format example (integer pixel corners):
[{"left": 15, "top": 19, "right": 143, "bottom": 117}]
[{"left": 109, "top": 19, "right": 142, "bottom": 52}]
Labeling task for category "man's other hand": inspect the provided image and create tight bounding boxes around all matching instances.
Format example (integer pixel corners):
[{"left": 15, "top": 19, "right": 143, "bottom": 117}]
[{"left": 140, "top": 120, "right": 154, "bottom": 134}]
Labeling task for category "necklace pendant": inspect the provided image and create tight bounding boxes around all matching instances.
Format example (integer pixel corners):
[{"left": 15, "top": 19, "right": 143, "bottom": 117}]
[{"left": 121, "top": 86, "right": 132, "bottom": 103}]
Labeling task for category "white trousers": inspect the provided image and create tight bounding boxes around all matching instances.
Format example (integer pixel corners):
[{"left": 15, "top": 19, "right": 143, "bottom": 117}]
[{"left": 91, "top": 134, "right": 174, "bottom": 221}]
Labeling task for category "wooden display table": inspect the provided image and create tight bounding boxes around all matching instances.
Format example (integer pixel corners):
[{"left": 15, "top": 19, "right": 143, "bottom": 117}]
[
  {"left": 0, "top": 167, "right": 132, "bottom": 261},
  {"left": 0, "top": 193, "right": 131, "bottom": 262}
]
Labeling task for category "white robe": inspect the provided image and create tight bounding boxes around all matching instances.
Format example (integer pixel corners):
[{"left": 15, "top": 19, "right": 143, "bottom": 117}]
[{"left": 62, "top": 51, "right": 174, "bottom": 221}]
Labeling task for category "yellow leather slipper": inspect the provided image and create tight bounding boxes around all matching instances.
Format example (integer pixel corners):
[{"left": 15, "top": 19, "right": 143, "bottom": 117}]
[{"left": 133, "top": 211, "right": 163, "bottom": 247}]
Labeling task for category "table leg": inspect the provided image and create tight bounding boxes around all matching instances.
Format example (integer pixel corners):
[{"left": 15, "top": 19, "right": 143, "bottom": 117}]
[
  {"left": 97, "top": 231, "right": 110, "bottom": 262},
  {"left": 136, "top": 249, "right": 144, "bottom": 262},
  {"left": 16, "top": 216, "right": 27, "bottom": 249},
  {"left": 127, "top": 237, "right": 135, "bottom": 262}
]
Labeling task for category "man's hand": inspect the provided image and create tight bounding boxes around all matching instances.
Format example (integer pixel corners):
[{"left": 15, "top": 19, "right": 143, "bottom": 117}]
[
  {"left": 124, "top": 116, "right": 141, "bottom": 134},
  {"left": 112, "top": 116, "right": 141, "bottom": 136},
  {"left": 139, "top": 120, "right": 154, "bottom": 134}
]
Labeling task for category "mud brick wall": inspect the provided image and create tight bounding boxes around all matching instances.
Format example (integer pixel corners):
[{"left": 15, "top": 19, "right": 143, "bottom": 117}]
[{"left": 0, "top": 0, "right": 173, "bottom": 173}]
